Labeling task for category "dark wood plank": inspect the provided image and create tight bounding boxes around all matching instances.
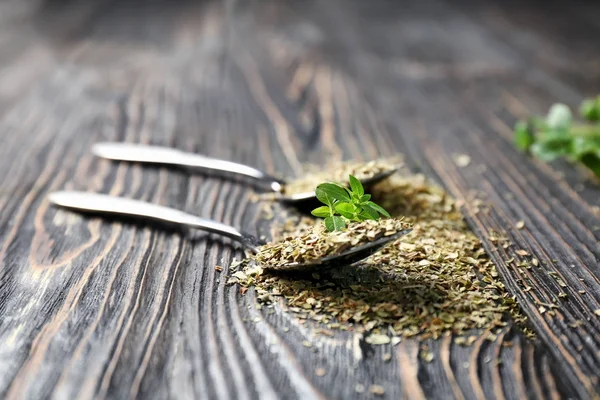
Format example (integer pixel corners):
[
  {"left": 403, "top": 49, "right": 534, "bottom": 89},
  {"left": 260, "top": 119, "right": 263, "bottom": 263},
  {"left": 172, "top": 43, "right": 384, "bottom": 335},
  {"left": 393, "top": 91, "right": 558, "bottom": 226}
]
[{"left": 0, "top": 0, "right": 597, "bottom": 399}]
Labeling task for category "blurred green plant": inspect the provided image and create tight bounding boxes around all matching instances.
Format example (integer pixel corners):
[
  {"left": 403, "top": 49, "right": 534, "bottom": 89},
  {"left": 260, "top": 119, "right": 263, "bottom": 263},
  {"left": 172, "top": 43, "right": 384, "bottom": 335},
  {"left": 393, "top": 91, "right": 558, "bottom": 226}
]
[{"left": 514, "top": 95, "right": 600, "bottom": 178}]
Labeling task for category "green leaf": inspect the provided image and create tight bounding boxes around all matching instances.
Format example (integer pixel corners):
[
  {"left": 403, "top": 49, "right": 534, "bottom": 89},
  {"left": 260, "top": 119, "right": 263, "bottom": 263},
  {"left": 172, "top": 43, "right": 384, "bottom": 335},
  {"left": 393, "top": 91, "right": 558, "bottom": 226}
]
[
  {"left": 356, "top": 211, "right": 373, "bottom": 221},
  {"left": 367, "top": 201, "right": 391, "bottom": 218},
  {"left": 325, "top": 216, "right": 346, "bottom": 231},
  {"left": 348, "top": 175, "right": 364, "bottom": 196},
  {"left": 316, "top": 183, "right": 351, "bottom": 202},
  {"left": 324, "top": 217, "right": 334, "bottom": 231},
  {"left": 360, "top": 194, "right": 371, "bottom": 202},
  {"left": 361, "top": 204, "right": 380, "bottom": 220},
  {"left": 311, "top": 206, "right": 331, "bottom": 218},
  {"left": 546, "top": 103, "right": 572, "bottom": 132},
  {"left": 530, "top": 136, "right": 573, "bottom": 161},
  {"left": 332, "top": 216, "right": 347, "bottom": 230},
  {"left": 335, "top": 202, "right": 355, "bottom": 219},
  {"left": 530, "top": 143, "right": 561, "bottom": 161},
  {"left": 580, "top": 97, "right": 600, "bottom": 122},
  {"left": 572, "top": 136, "right": 600, "bottom": 158},
  {"left": 529, "top": 116, "right": 548, "bottom": 130},
  {"left": 315, "top": 186, "right": 334, "bottom": 207},
  {"left": 514, "top": 121, "right": 534, "bottom": 151},
  {"left": 580, "top": 154, "right": 600, "bottom": 178}
]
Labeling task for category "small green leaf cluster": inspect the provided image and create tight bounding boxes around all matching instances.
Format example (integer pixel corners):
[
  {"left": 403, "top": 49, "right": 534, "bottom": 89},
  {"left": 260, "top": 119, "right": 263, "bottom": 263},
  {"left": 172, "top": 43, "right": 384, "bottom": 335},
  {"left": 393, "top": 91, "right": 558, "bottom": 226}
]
[
  {"left": 311, "top": 175, "right": 391, "bottom": 231},
  {"left": 514, "top": 95, "right": 600, "bottom": 178},
  {"left": 580, "top": 95, "right": 600, "bottom": 122}
]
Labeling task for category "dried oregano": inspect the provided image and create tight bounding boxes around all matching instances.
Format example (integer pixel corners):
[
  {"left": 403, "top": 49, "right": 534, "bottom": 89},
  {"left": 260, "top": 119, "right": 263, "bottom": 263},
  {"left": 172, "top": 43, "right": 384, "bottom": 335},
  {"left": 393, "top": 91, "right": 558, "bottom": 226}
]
[
  {"left": 281, "top": 158, "right": 401, "bottom": 195},
  {"left": 230, "top": 164, "right": 533, "bottom": 341},
  {"left": 252, "top": 218, "right": 411, "bottom": 268}
]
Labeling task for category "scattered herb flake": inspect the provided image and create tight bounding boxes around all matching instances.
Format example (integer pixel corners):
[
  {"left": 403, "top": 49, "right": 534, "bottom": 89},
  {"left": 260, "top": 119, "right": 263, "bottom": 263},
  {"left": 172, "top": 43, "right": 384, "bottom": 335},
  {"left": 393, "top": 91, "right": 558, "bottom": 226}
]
[
  {"left": 369, "top": 385, "right": 386, "bottom": 396},
  {"left": 569, "top": 320, "right": 583, "bottom": 328},
  {"left": 421, "top": 350, "right": 435, "bottom": 363},
  {"left": 515, "top": 220, "right": 525, "bottom": 230},
  {"left": 453, "top": 154, "right": 472, "bottom": 167},
  {"left": 366, "top": 334, "right": 391, "bottom": 345},
  {"left": 557, "top": 279, "right": 567, "bottom": 288}
]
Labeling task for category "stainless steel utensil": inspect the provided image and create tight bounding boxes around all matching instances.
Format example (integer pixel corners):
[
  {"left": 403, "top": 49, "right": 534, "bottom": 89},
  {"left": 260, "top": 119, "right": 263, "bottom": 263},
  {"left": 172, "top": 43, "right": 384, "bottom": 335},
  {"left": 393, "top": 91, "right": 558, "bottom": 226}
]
[
  {"left": 48, "top": 191, "right": 410, "bottom": 272},
  {"left": 91, "top": 143, "right": 398, "bottom": 205}
]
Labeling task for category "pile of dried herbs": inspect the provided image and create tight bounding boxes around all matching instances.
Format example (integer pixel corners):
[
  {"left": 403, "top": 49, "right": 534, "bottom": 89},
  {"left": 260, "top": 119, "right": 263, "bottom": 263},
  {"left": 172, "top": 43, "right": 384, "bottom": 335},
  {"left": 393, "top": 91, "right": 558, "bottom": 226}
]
[
  {"left": 251, "top": 218, "right": 412, "bottom": 269},
  {"left": 281, "top": 158, "right": 400, "bottom": 195},
  {"left": 230, "top": 168, "right": 532, "bottom": 341}
]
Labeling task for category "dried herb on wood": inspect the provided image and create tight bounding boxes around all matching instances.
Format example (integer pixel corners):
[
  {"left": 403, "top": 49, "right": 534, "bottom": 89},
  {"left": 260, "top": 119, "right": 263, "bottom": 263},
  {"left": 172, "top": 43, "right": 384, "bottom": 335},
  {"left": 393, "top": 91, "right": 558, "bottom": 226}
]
[{"left": 231, "top": 168, "right": 533, "bottom": 341}]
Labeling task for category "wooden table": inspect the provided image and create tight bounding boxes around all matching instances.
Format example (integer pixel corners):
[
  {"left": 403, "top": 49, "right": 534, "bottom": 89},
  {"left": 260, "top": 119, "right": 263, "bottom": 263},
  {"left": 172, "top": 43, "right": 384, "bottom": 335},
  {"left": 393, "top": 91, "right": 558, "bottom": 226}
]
[{"left": 0, "top": 0, "right": 598, "bottom": 398}]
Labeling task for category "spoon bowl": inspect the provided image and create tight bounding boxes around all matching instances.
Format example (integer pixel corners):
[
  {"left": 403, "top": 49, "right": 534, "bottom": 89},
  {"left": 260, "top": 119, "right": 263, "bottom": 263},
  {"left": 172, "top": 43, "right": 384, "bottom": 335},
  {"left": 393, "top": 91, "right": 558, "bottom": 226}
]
[
  {"left": 48, "top": 191, "right": 411, "bottom": 273},
  {"left": 276, "top": 167, "right": 398, "bottom": 207}
]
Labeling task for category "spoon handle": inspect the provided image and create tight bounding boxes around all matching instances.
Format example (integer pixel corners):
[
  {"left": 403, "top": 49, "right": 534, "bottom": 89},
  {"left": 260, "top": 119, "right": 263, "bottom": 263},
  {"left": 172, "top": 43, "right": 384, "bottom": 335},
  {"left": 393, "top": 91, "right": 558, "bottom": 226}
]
[
  {"left": 92, "top": 142, "right": 284, "bottom": 192},
  {"left": 48, "top": 191, "right": 255, "bottom": 248}
]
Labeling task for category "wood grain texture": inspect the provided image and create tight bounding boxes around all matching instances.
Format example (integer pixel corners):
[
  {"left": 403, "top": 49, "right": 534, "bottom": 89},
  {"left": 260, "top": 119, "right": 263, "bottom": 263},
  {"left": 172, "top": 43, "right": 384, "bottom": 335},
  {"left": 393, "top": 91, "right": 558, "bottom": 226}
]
[{"left": 0, "top": 0, "right": 598, "bottom": 398}]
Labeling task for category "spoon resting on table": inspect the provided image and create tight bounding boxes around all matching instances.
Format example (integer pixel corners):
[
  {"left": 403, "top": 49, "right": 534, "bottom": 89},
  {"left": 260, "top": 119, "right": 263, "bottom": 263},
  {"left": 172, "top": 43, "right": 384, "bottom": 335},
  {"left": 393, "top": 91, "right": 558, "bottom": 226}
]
[
  {"left": 91, "top": 143, "right": 398, "bottom": 207},
  {"left": 47, "top": 191, "right": 411, "bottom": 273}
]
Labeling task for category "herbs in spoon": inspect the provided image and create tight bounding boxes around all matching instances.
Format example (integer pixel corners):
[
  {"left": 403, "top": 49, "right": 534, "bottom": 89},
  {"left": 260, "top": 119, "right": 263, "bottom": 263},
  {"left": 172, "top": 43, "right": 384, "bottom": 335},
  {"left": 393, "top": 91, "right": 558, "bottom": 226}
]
[
  {"left": 514, "top": 95, "right": 600, "bottom": 178},
  {"left": 281, "top": 158, "right": 400, "bottom": 196},
  {"left": 252, "top": 175, "right": 410, "bottom": 269},
  {"left": 251, "top": 218, "right": 411, "bottom": 269}
]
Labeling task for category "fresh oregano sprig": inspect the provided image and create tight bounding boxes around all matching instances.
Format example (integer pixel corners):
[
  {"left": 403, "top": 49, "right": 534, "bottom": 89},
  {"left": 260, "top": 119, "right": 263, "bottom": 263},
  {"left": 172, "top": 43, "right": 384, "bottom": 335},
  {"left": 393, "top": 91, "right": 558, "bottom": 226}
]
[
  {"left": 514, "top": 95, "right": 600, "bottom": 178},
  {"left": 311, "top": 175, "right": 391, "bottom": 231}
]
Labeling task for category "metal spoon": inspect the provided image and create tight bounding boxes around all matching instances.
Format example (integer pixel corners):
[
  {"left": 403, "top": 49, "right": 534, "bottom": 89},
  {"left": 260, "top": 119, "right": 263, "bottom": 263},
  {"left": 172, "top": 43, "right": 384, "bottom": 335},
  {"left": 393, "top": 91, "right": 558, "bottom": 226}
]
[
  {"left": 48, "top": 191, "right": 411, "bottom": 272},
  {"left": 91, "top": 143, "right": 398, "bottom": 205}
]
